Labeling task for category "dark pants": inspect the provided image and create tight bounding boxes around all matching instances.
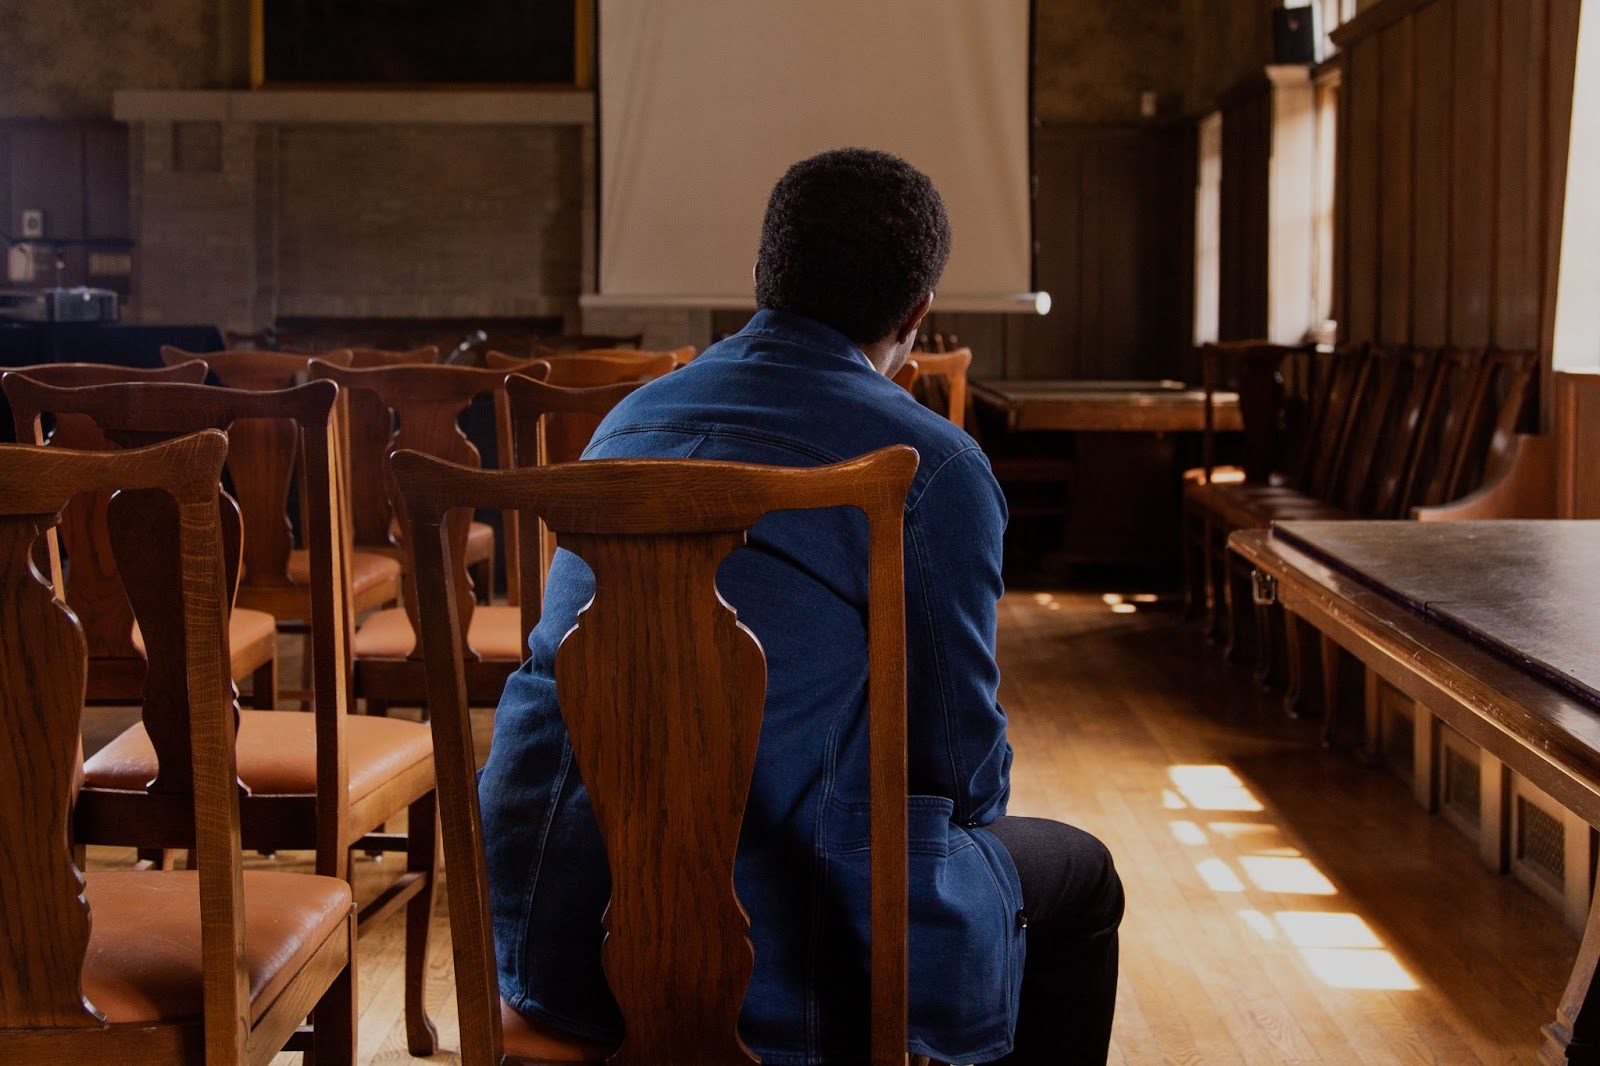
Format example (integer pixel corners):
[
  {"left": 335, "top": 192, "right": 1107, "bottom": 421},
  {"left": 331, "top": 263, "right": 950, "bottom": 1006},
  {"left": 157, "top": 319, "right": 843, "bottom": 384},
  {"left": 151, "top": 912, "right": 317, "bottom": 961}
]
[{"left": 982, "top": 816, "right": 1123, "bottom": 1066}]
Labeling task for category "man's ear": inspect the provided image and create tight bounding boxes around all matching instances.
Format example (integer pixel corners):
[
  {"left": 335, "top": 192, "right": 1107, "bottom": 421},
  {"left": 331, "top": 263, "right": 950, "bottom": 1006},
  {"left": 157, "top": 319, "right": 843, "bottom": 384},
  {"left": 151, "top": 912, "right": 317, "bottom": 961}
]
[{"left": 895, "top": 292, "right": 935, "bottom": 345}]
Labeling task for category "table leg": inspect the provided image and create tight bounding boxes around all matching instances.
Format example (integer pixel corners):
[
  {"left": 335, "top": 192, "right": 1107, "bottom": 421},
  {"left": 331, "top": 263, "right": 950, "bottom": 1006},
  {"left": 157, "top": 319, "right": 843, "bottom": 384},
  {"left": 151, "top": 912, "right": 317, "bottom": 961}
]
[{"left": 1541, "top": 884, "right": 1600, "bottom": 1064}]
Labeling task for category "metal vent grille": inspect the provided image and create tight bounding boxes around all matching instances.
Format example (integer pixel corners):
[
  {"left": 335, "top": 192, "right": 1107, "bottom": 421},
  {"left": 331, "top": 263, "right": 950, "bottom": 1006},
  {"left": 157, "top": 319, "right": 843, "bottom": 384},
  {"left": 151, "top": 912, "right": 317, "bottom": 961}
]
[
  {"left": 1442, "top": 744, "right": 1480, "bottom": 827},
  {"left": 1518, "top": 797, "right": 1566, "bottom": 886}
]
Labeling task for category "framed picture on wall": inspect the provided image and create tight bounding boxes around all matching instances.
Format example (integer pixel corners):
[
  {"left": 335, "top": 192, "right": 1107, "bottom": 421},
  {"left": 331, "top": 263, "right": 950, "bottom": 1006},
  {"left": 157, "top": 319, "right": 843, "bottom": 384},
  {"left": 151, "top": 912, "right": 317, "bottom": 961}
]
[{"left": 251, "top": 0, "right": 592, "bottom": 88}]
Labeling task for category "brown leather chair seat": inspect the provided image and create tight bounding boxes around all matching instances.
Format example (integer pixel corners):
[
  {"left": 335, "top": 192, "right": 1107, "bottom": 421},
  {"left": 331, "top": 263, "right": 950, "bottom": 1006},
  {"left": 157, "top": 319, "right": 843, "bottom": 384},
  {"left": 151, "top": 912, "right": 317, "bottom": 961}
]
[
  {"left": 352, "top": 605, "right": 526, "bottom": 661},
  {"left": 500, "top": 998, "right": 613, "bottom": 1063},
  {"left": 83, "top": 869, "right": 351, "bottom": 1023},
  {"left": 131, "top": 607, "right": 277, "bottom": 671},
  {"left": 287, "top": 547, "right": 402, "bottom": 603},
  {"left": 84, "top": 712, "right": 431, "bottom": 800}
]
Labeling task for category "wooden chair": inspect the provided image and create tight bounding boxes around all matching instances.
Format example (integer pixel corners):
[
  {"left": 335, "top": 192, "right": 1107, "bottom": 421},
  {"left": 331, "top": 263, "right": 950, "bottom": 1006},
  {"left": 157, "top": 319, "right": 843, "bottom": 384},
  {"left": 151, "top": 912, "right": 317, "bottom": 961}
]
[
  {"left": 3, "top": 379, "right": 441, "bottom": 1055},
  {"left": 905, "top": 348, "right": 972, "bottom": 427},
  {"left": 4, "top": 360, "right": 280, "bottom": 710},
  {"left": 0, "top": 431, "right": 356, "bottom": 1064},
  {"left": 392, "top": 443, "right": 918, "bottom": 1065},
  {"left": 501, "top": 375, "right": 649, "bottom": 607},
  {"left": 892, "top": 359, "right": 920, "bottom": 392},
  {"left": 157, "top": 347, "right": 405, "bottom": 627},
  {"left": 308, "top": 359, "right": 543, "bottom": 712}
]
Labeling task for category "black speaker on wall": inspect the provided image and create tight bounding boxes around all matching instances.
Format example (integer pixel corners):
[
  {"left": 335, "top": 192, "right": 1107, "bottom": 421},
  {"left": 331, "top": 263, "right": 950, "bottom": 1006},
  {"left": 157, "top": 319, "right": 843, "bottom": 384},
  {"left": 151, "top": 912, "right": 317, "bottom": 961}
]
[{"left": 1274, "top": 6, "right": 1318, "bottom": 64}]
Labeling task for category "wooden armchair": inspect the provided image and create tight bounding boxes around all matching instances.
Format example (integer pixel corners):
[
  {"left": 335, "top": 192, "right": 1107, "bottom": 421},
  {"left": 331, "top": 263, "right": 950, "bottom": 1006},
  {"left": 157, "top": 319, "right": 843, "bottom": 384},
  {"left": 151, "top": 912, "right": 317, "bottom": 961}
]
[
  {"left": 0, "top": 431, "right": 355, "bottom": 1064},
  {"left": 392, "top": 443, "right": 919, "bottom": 1065},
  {"left": 1, "top": 379, "right": 440, "bottom": 1055},
  {"left": 308, "top": 360, "right": 544, "bottom": 712},
  {"left": 4, "top": 360, "right": 279, "bottom": 709}
]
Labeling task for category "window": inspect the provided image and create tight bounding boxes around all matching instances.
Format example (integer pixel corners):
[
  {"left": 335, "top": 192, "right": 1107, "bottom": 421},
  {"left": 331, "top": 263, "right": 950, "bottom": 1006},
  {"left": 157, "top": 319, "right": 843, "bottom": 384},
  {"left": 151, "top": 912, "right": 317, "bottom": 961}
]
[
  {"left": 1317, "top": 0, "right": 1358, "bottom": 59},
  {"left": 1194, "top": 112, "right": 1223, "bottom": 346},
  {"left": 1555, "top": 0, "right": 1600, "bottom": 372},
  {"left": 1310, "top": 68, "right": 1340, "bottom": 343}
]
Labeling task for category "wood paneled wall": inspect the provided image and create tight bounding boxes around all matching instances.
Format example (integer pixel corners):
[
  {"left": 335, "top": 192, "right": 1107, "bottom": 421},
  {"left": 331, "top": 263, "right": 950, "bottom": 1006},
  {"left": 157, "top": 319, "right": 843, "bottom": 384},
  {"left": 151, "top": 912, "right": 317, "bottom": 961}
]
[
  {"left": 1331, "top": 0, "right": 1580, "bottom": 360},
  {"left": 1218, "top": 81, "right": 1272, "bottom": 341},
  {"left": 910, "top": 124, "right": 1196, "bottom": 381}
]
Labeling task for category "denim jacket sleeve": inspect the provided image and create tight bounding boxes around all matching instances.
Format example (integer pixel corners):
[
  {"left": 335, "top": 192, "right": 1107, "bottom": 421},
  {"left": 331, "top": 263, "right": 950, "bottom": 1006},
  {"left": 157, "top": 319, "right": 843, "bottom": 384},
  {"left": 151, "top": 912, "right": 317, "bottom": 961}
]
[{"left": 903, "top": 445, "right": 1012, "bottom": 826}]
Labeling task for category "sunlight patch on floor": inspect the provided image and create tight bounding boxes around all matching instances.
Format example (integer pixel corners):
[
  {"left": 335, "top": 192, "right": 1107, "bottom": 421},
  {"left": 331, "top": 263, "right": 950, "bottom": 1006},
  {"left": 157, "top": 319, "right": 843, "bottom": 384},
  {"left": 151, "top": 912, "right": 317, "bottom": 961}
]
[{"left": 1163, "top": 765, "right": 1419, "bottom": 994}]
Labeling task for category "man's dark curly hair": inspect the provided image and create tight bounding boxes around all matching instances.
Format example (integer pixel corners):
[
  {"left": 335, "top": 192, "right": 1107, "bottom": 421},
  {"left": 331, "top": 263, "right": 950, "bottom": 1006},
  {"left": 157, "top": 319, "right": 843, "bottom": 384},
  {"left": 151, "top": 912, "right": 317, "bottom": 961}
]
[{"left": 755, "top": 148, "right": 951, "bottom": 344}]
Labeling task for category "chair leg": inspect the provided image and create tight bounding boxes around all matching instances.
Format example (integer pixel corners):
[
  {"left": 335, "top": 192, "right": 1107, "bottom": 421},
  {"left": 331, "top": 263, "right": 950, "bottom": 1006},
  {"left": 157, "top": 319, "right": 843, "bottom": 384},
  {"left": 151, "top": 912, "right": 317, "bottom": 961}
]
[
  {"left": 470, "top": 552, "right": 496, "bottom": 605},
  {"left": 405, "top": 792, "right": 441, "bottom": 1056},
  {"left": 1254, "top": 602, "right": 1276, "bottom": 689},
  {"left": 1320, "top": 633, "right": 1341, "bottom": 747},
  {"left": 1221, "top": 552, "right": 1241, "bottom": 664},
  {"left": 250, "top": 658, "right": 278, "bottom": 710},
  {"left": 306, "top": 921, "right": 358, "bottom": 1066},
  {"left": 1182, "top": 509, "right": 1201, "bottom": 620},
  {"left": 1201, "top": 516, "right": 1220, "bottom": 641},
  {"left": 1283, "top": 611, "right": 1305, "bottom": 718}
]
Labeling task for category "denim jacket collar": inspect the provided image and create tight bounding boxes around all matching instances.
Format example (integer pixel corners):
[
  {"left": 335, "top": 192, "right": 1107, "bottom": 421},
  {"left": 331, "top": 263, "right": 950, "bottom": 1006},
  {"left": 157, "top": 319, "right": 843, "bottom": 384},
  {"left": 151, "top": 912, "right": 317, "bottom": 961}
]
[{"left": 737, "top": 308, "right": 878, "bottom": 372}]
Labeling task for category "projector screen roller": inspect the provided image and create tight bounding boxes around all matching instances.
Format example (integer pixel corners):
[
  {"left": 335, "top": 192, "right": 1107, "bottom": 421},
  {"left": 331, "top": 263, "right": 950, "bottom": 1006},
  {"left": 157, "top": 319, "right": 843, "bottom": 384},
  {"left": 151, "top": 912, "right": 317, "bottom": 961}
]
[{"left": 597, "top": 0, "right": 1034, "bottom": 310}]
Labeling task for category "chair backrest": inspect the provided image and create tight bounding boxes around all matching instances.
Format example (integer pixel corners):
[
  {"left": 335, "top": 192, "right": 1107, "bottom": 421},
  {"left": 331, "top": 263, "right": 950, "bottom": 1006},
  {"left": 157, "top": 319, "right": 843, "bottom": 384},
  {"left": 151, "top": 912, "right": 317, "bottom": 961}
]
[
  {"left": 502, "top": 374, "right": 649, "bottom": 606},
  {"left": 1331, "top": 346, "right": 1439, "bottom": 516},
  {"left": 906, "top": 347, "right": 971, "bottom": 426},
  {"left": 346, "top": 346, "right": 441, "bottom": 368},
  {"left": 1404, "top": 347, "right": 1537, "bottom": 511},
  {"left": 309, "top": 360, "right": 542, "bottom": 648},
  {"left": 1295, "top": 343, "right": 1373, "bottom": 497},
  {"left": 394, "top": 445, "right": 918, "bottom": 1066},
  {"left": 488, "top": 349, "right": 676, "bottom": 388},
  {"left": 0, "top": 432, "right": 252, "bottom": 1055},
  {"left": 4, "top": 360, "right": 210, "bottom": 392},
  {"left": 162, "top": 346, "right": 356, "bottom": 390},
  {"left": 891, "top": 359, "right": 919, "bottom": 392},
  {"left": 1196, "top": 340, "right": 1312, "bottom": 484},
  {"left": 5, "top": 362, "right": 214, "bottom": 676},
  {"left": 3, "top": 379, "right": 354, "bottom": 854}
]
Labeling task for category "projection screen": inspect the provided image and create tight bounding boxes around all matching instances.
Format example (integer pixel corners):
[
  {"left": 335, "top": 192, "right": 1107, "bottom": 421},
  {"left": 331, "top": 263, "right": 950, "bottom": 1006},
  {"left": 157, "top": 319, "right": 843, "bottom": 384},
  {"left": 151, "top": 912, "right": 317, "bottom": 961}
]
[{"left": 596, "top": 0, "right": 1035, "bottom": 311}]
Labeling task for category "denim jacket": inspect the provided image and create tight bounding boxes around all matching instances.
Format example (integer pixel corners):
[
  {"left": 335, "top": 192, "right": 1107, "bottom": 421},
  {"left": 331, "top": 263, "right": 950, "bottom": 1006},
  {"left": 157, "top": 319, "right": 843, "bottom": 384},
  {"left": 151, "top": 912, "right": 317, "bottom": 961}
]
[{"left": 481, "top": 309, "right": 1024, "bottom": 1064}]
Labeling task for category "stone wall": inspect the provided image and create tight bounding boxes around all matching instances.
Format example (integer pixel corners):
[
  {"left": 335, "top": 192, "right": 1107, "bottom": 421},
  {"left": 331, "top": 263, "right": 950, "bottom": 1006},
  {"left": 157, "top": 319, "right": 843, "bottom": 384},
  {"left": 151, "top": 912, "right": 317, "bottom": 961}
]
[
  {"left": 0, "top": 0, "right": 245, "bottom": 119},
  {"left": 1034, "top": 0, "right": 1190, "bottom": 122},
  {"left": 125, "top": 110, "right": 586, "bottom": 332}
]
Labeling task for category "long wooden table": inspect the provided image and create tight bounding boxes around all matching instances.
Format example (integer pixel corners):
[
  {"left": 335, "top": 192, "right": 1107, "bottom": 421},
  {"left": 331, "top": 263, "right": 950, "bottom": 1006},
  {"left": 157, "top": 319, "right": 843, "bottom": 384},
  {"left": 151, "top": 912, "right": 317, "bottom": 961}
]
[
  {"left": 972, "top": 379, "right": 1242, "bottom": 567},
  {"left": 970, "top": 378, "right": 1242, "bottom": 433},
  {"left": 1229, "top": 520, "right": 1600, "bottom": 1064}
]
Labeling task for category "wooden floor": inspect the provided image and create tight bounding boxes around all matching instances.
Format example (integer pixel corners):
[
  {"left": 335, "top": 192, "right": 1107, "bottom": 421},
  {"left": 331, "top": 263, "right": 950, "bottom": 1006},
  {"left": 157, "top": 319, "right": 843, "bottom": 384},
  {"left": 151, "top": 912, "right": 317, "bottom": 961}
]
[{"left": 86, "top": 589, "right": 1579, "bottom": 1064}]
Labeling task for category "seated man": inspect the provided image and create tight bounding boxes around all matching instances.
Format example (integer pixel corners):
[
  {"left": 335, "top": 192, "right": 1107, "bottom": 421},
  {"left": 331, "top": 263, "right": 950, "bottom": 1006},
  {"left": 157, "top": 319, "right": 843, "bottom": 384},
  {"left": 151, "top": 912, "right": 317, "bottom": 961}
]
[{"left": 482, "top": 147, "right": 1123, "bottom": 1065}]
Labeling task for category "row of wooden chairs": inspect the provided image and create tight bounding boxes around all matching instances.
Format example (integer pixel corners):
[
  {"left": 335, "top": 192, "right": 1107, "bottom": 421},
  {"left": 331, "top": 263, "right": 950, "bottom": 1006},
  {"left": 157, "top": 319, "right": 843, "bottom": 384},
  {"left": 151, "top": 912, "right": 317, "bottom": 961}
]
[
  {"left": 1185, "top": 340, "right": 1537, "bottom": 735},
  {"left": 0, "top": 382, "right": 927, "bottom": 1065},
  {"left": 0, "top": 349, "right": 674, "bottom": 1060}
]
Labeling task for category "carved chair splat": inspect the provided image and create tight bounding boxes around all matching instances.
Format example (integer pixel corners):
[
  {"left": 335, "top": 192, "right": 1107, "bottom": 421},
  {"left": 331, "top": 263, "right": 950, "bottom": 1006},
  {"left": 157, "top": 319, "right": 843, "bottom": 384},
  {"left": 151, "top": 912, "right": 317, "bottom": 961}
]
[
  {"left": 308, "top": 359, "right": 547, "bottom": 712},
  {"left": 3, "top": 360, "right": 279, "bottom": 709},
  {"left": 160, "top": 346, "right": 404, "bottom": 623},
  {"left": 502, "top": 374, "right": 647, "bottom": 608}
]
